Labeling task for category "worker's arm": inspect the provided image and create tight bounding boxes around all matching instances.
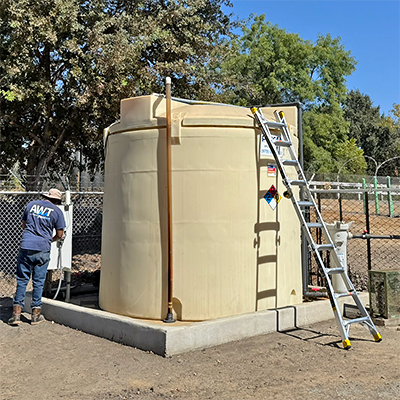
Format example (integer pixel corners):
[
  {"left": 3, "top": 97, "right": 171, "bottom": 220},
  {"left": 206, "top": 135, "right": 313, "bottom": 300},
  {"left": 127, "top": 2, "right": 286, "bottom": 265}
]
[
  {"left": 22, "top": 221, "right": 26, "bottom": 230},
  {"left": 52, "top": 229, "right": 64, "bottom": 242}
]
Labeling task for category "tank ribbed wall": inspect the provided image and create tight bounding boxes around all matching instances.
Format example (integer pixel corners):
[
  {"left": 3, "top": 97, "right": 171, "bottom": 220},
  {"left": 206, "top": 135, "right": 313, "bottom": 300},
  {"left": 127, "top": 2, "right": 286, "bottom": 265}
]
[{"left": 99, "top": 95, "right": 302, "bottom": 320}]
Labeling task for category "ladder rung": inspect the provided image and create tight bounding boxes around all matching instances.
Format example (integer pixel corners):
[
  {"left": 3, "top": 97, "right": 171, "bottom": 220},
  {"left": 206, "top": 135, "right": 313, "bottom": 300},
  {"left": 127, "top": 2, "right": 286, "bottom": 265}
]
[
  {"left": 327, "top": 267, "right": 345, "bottom": 274},
  {"left": 289, "top": 180, "right": 306, "bottom": 186},
  {"left": 335, "top": 291, "right": 355, "bottom": 299},
  {"left": 316, "top": 244, "right": 334, "bottom": 251},
  {"left": 273, "top": 140, "right": 292, "bottom": 147},
  {"left": 298, "top": 201, "right": 314, "bottom": 207},
  {"left": 307, "top": 222, "right": 323, "bottom": 228},
  {"left": 282, "top": 160, "right": 298, "bottom": 166},
  {"left": 343, "top": 316, "right": 370, "bottom": 326},
  {"left": 264, "top": 121, "right": 286, "bottom": 129}
]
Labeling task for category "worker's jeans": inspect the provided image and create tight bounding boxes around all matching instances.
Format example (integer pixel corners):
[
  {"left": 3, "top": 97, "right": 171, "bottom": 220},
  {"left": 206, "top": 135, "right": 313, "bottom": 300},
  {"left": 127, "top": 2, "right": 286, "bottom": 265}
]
[{"left": 13, "top": 249, "right": 50, "bottom": 309}]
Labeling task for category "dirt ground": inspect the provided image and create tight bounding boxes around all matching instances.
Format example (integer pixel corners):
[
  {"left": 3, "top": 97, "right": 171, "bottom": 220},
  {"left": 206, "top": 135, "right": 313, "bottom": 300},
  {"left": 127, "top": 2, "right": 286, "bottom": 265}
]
[{"left": 1, "top": 299, "right": 399, "bottom": 400}]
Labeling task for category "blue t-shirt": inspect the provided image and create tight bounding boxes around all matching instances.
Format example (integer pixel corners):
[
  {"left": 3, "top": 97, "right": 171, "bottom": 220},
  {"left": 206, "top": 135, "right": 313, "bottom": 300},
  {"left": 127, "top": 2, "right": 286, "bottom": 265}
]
[{"left": 20, "top": 200, "right": 66, "bottom": 252}]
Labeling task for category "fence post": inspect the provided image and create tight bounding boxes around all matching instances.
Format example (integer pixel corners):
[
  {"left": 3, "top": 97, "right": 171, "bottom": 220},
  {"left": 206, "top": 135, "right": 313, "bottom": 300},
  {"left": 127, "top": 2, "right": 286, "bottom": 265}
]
[
  {"left": 365, "top": 192, "right": 372, "bottom": 271},
  {"left": 387, "top": 176, "right": 394, "bottom": 217},
  {"left": 374, "top": 176, "right": 379, "bottom": 215},
  {"left": 362, "top": 178, "right": 367, "bottom": 214}
]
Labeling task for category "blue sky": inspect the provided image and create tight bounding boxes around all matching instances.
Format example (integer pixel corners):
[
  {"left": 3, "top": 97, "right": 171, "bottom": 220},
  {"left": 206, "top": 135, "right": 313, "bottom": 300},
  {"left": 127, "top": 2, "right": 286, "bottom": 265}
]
[{"left": 224, "top": 0, "right": 400, "bottom": 115}]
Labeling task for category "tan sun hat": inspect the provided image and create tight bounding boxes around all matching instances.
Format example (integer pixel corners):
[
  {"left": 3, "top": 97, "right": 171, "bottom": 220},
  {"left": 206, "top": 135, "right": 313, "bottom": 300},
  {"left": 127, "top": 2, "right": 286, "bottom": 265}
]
[{"left": 43, "top": 188, "right": 63, "bottom": 201}]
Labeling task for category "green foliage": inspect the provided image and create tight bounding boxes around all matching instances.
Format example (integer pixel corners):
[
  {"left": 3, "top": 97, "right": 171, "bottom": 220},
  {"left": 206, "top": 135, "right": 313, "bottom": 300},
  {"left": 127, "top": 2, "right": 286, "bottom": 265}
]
[
  {"left": 0, "top": 0, "right": 234, "bottom": 189},
  {"left": 382, "top": 103, "right": 400, "bottom": 130},
  {"left": 344, "top": 92, "right": 400, "bottom": 175},
  {"left": 219, "top": 14, "right": 356, "bottom": 108},
  {"left": 303, "top": 106, "right": 366, "bottom": 174},
  {"left": 335, "top": 138, "right": 367, "bottom": 174},
  {"left": 0, "top": 90, "right": 17, "bottom": 101}
]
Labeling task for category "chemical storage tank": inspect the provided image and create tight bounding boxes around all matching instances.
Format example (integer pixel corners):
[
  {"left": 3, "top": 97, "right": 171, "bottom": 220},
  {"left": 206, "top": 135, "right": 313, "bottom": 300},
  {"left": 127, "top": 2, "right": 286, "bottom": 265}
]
[{"left": 99, "top": 94, "right": 302, "bottom": 321}]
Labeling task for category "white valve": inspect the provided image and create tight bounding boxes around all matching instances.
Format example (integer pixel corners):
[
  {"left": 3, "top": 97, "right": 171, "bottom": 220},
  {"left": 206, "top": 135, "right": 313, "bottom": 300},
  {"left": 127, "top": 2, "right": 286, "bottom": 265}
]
[{"left": 325, "top": 221, "right": 353, "bottom": 293}]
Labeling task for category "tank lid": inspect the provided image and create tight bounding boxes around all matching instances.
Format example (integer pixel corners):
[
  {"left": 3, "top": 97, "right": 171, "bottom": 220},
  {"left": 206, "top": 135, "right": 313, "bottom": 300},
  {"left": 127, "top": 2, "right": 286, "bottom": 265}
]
[{"left": 108, "top": 95, "right": 297, "bottom": 134}]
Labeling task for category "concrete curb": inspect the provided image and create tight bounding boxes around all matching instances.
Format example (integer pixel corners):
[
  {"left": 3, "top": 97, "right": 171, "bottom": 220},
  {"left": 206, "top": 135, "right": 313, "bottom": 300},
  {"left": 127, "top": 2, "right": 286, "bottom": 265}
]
[{"left": 24, "top": 293, "right": 369, "bottom": 356}]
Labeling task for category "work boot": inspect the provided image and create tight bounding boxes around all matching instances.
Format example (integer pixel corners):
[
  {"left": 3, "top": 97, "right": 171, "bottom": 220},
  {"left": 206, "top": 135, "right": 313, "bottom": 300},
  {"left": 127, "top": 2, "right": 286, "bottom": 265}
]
[
  {"left": 31, "top": 308, "right": 45, "bottom": 325},
  {"left": 8, "top": 305, "right": 22, "bottom": 326}
]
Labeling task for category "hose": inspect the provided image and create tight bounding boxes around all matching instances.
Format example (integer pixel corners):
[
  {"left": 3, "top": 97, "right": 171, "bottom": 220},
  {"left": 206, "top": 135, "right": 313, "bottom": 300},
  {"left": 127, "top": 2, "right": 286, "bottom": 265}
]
[
  {"left": 52, "top": 187, "right": 72, "bottom": 300},
  {"left": 52, "top": 242, "right": 63, "bottom": 300}
]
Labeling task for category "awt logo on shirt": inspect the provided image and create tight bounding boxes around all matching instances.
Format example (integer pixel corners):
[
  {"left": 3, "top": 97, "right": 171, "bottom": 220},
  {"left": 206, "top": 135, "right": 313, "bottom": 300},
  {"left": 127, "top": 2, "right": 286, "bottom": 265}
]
[{"left": 30, "top": 204, "right": 54, "bottom": 220}]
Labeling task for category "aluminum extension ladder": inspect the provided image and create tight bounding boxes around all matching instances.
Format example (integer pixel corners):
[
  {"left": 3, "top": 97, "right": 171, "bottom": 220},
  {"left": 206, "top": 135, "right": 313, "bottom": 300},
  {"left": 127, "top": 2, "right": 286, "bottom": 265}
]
[{"left": 251, "top": 107, "right": 382, "bottom": 349}]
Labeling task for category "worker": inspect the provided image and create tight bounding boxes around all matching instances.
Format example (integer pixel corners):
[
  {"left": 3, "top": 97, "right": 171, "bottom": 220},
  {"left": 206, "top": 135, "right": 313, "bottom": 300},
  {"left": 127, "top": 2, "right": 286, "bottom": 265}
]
[{"left": 8, "top": 188, "right": 66, "bottom": 326}]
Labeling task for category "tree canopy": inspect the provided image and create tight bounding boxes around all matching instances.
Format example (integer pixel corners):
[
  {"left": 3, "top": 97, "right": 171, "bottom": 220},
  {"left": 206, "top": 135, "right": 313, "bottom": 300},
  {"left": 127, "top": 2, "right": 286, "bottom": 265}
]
[
  {"left": 344, "top": 91, "right": 400, "bottom": 175},
  {"left": 1, "top": 6, "right": 397, "bottom": 187},
  {"left": 219, "top": 14, "right": 356, "bottom": 108},
  {"left": 303, "top": 106, "right": 366, "bottom": 175},
  {"left": 0, "top": 0, "right": 234, "bottom": 189}
]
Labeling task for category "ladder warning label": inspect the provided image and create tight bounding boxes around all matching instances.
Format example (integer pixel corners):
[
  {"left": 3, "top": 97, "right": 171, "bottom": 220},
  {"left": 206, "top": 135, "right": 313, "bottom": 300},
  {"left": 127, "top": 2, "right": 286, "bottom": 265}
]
[
  {"left": 264, "top": 185, "right": 281, "bottom": 210},
  {"left": 261, "top": 135, "right": 282, "bottom": 156}
]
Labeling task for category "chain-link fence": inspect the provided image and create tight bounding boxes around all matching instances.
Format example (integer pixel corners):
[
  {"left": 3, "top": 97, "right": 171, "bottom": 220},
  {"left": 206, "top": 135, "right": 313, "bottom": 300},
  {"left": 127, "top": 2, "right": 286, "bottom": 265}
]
[
  {"left": 0, "top": 168, "right": 104, "bottom": 193},
  {"left": 307, "top": 185, "right": 400, "bottom": 292},
  {"left": 0, "top": 191, "right": 103, "bottom": 298},
  {"left": 2, "top": 181, "right": 399, "bottom": 300}
]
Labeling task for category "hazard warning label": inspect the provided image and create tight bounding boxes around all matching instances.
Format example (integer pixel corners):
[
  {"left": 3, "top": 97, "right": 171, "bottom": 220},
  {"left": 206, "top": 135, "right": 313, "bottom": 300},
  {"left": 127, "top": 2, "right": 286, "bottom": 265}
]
[{"left": 264, "top": 185, "right": 281, "bottom": 210}]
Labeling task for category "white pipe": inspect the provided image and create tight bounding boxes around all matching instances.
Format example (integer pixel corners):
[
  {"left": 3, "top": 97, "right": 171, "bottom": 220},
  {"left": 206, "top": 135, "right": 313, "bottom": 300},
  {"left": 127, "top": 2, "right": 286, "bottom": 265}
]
[{"left": 65, "top": 190, "right": 71, "bottom": 206}]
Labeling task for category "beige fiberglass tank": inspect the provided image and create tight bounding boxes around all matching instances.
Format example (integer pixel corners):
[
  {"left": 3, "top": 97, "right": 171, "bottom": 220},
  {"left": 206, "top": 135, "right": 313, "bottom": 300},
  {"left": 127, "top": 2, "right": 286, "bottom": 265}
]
[{"left": 99, "top": 95, "right": 302, "bottom": 321}]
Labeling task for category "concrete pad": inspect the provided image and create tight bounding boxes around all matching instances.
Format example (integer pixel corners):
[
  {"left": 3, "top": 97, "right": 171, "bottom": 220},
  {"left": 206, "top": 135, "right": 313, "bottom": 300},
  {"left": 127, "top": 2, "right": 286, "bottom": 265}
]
[
  {"left": 373, "top": 316, "right": 400, "bottom": 327},
  {"left": 24, "top": 293, "right": 369, "bottom": 357}
]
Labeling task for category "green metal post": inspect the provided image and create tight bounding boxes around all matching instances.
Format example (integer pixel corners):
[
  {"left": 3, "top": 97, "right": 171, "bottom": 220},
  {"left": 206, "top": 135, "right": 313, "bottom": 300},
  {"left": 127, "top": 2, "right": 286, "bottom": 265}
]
[
  {"left": 374, "top": 176, "right": 379, "bottom": 215},
  {"left": 365, "top": 193, "right": 372, "bottom": 271},
  {"left": 387, "top": 176, "right": 394, "bottom": 217},
  {"left": 362, "top": 178, "right": 366, "bottom": 214}
]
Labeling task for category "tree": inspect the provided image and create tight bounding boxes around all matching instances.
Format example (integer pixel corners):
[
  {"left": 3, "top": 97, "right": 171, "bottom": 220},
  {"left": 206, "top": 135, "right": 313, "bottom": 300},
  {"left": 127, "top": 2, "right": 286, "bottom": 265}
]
[
  {"left": 219, "top": 14, "right": 356, "bottom": 108},
  {"left": 344, "top": 92, "right": 400, "bottom": 175},
  {"left": 382, "top": 103, "right": 400, "bottom": 133},
  {"left": 381, "top": 104, "right": 400, "bottom": 175},
  {"left": 0, "top": 0, "right": 234, "bottom": 189},
  {"left": 303, "top": 105, "right": 366, "bottom": 175}
]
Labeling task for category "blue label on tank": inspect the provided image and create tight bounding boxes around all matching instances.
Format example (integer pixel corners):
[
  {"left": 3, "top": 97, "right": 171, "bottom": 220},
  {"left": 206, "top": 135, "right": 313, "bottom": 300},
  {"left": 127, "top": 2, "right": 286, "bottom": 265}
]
[{"left": 264, "top": 191, "right": 273, "bottom": 203}]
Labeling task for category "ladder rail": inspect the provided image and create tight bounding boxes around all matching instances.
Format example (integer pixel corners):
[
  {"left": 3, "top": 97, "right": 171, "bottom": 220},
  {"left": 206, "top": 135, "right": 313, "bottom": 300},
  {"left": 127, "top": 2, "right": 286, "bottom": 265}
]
[
  {"left": 251, "top": 106, "right": 382, "bottom": 349},
  {"left": 273, "top": 111, "right": 299, "bottom": 163}
]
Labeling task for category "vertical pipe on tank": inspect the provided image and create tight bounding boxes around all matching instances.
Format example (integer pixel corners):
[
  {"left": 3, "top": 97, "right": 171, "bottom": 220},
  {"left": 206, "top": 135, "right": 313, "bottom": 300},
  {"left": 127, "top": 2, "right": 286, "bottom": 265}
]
[{"left": 164, "top": 77, "right": 175, "bottom": 323}]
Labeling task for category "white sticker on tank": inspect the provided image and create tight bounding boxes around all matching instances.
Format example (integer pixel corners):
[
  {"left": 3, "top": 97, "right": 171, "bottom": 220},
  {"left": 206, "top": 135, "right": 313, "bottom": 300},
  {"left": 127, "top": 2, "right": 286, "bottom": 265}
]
[{"left": 261, "top": 134, "right": 282, "bottom": 156}]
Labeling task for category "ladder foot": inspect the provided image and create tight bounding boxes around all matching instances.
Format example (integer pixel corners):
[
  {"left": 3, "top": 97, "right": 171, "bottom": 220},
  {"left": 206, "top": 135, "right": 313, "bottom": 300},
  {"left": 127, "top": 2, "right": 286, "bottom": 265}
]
[
  {"left": 342, "top": 339, "right": 352, "bottom": 350},
  {"left": 373, "top": 333, "right": 382, "bottom": 342}
]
